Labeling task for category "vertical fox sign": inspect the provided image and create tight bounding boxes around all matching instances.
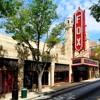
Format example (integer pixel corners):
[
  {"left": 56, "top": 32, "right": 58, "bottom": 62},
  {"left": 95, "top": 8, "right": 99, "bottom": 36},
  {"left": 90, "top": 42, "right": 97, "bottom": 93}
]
[{"left": 73, "top": 7, "right": 86, "bottom": 52}]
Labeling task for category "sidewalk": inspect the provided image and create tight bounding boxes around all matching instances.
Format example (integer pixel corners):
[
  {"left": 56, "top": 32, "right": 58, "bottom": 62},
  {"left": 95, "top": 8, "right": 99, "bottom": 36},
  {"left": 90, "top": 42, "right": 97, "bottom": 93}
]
[{"left": 1, "top": 78, "right": 100, "bottom": 100}]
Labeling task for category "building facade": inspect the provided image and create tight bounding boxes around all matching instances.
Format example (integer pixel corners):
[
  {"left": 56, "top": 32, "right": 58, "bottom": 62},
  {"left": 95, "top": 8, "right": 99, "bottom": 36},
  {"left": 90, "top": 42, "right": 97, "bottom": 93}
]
[
  {"left": 0, "top": 8, "right": 99, "bottom": 94},
  {"left": 0, "top": 30, "right": 71, "bottom": 93}
]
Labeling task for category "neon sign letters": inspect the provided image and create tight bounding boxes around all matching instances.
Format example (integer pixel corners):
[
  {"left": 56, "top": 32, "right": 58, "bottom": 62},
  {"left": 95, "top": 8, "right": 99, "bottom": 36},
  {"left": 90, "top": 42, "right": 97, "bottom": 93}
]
[{"left": 73, "top": 7, "right": 86, "bottom": 52}]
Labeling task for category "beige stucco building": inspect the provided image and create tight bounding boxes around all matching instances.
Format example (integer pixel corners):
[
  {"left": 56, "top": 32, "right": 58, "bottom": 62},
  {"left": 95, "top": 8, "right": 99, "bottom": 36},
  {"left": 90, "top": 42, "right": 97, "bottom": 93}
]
[{"left": 0, "top": 16, "right": 99, "bottom": 94}]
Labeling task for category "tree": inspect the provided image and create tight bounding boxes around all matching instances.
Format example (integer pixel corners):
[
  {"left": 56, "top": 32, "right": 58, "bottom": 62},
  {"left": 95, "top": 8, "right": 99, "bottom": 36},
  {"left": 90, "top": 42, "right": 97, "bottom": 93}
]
[
  {"left": 90, "top": 46, "right": 100, "bottom": 63},
  {"left": 89, "top": 0, "right": 100, "bottom": 22},
  {"left": 90, "top": 46, "right": 100, "bottom": 75},
  {"left": 0, "top": 0, "right": 22, "bottom": 18},
  {"left": 2, "top": 0, "right": 66, "bottom": 95}
]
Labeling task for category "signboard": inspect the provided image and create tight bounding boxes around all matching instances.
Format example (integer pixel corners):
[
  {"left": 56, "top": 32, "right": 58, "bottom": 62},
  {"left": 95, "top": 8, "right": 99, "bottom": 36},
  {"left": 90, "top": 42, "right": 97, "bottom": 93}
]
[
  {"left": 77, "top": 66, "right": 86, "bottom": 70},
  {"left": 72, "top": 57, "right": 98, "bottom": 67},
  {"left": 72, "top": 59, "right": 81, "bottom": 64},
  {"left": 55, "top": 64, "right": 69, "bottom": 71},
  {"left": 73, "top": 7, "right": 86, "bottom": 52},
  {"left": 84, "top": 59, "right": 98, "bottom": 65}
]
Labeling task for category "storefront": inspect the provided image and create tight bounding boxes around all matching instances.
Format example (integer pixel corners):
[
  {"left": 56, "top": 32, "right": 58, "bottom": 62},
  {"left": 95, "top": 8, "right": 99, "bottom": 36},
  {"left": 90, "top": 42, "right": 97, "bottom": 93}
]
[
  {"left": 72, "top": 57, "right": 99, "bottom": 82},
  {"left": 24, "top": 60, "right": 51, "bottom": 89},
  {"left": 0, "top": 58, "right": 18, "bottom": 94},
  {"left": 54, "top": 63, "right": 69, "bottom": 84}
]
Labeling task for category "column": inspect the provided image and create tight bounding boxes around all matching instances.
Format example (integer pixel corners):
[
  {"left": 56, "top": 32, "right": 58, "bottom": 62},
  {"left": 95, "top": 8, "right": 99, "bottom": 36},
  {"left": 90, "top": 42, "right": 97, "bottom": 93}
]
[
  {"left": 48, "top": 72, "right": 50, "bottom": 86},
  {"left": 69, "top": 64, "right": 72, "bottom": 83},
  {"left": 88, "top": 67, "right": 92, "bottom": 79},
  {"left": 50, "top": 62, "right": 55, "bottom": 86}
]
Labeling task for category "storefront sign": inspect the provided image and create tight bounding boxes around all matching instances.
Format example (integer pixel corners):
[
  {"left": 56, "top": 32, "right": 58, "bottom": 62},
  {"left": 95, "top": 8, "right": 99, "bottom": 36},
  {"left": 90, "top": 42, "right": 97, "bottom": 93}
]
[
  {"left": 55, "top": 55, "right": 70, "bottom": 64},
  {"left": 72, "top": 57, "right": 98, "bottom": 67},
  {"left": 77, "top": 66, "right": 86, "bottom": 70},
  {"left": 84, "top": 59, "right": 98, "bottom": 65},
  {"left": 55, "top": 64, "right": 69, "bottom": 71},
  {"left": 73, "top": 66, "right": 87, "bottom": 71},
  {"left": 59, "top": 57, "right": 66, "bottom": 61},
  {"left": 73, "top": 7, "right": 86, "bottom": 52},
  {"left": 73, "top": 59, "right": 81, "bottom": 64}
]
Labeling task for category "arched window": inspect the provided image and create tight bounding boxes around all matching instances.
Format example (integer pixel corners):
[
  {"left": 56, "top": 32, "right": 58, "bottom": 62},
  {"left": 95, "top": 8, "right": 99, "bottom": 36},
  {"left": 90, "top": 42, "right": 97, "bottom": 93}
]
[{"left": 68, "top": 20, "right": 69, "bottom": 23}]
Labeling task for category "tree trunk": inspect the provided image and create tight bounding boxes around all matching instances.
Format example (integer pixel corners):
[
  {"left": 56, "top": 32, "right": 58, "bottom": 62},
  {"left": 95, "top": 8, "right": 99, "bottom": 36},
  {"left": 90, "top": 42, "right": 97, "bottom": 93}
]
[
  {"left": 18, "top": 59, "right": 24, "bottom": 91},
  {"left": 38, "top": 73, "right": 42, "bottom": 96}
]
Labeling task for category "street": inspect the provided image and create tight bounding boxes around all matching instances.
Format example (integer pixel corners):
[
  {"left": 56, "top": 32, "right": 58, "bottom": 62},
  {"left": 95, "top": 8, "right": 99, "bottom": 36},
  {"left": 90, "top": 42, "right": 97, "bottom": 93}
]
[
  {"left": 84, "top": 88, "right": 100, "bottom": 100},
  {"left": 34, "top": 80, "right": 100, "bottom": 100}
]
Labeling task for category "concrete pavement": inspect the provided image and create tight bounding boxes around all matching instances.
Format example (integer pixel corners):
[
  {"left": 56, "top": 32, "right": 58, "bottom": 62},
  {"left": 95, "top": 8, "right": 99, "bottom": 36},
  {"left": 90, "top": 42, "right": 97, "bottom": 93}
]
[{"left": 1, "top": 78, "right": 100, "bottom": 100}]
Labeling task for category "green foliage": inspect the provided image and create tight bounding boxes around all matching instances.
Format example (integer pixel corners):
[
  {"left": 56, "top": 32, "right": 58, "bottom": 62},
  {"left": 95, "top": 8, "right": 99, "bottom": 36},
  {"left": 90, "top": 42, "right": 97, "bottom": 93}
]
[
  {"left": 27, "top": 0, "right": 58, "bottom": 40},
  {"left": 89, "top": 0, "right": 100, "bottom": 22},
  {"left": 3, "top": 0, "right": 59, "bottom": 44},
  {"left": 0, "top": 0, "right": 22, "bottom": 17},
  {"left": 46, "top": 22, "right": 66, "bottom": 49},
  {"left": 90, "top": 46, "right": 100, "bottom": 62},
  {"left": 42, "top": 53, "right": 52, "bottom": 62},
  {"left": 1, "top": 0, "right": 66, "bottom": 62},
  {"left": 1, "top": 0, "right": 65, "bottom": 63},
  {"left": 4, "top": 9, "right": 31, "bottom": 43},
  {"left": 0, "top": 0, "right": 66, "bottom": 62}
]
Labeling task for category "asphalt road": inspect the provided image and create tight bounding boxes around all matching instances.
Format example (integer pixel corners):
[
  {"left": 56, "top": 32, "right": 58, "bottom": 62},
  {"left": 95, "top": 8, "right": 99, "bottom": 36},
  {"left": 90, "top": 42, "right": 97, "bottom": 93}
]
[
  {"left": 48, "top": 81, "right": 100, "bottom": 100},
  {"left": 83, "top": 88, "right": 100, "bottom": 100},
  {"left": 34, "top": 80, "right": 100, "bottom": 100}
]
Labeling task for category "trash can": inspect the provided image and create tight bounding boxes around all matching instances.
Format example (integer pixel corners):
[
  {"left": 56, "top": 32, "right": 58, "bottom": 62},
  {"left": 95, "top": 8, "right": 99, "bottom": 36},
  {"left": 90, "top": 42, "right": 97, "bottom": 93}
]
[
  {"left": 21, "top": 88, "right": 27, "bottom": 98},
  {"left": 12, "top": 89, "right": 18, "bottom": 100}
]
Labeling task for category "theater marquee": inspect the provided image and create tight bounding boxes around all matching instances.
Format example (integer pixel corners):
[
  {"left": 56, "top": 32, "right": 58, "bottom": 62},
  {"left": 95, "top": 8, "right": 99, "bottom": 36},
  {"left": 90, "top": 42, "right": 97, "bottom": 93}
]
[
  {"left": 73, "top": 7, "right": 86, "bottom": 52},
  {"left": 72, "top": 57, "right": 98, "bottom": 67}
]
